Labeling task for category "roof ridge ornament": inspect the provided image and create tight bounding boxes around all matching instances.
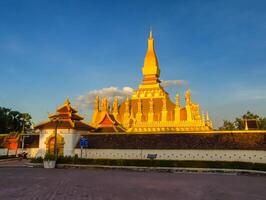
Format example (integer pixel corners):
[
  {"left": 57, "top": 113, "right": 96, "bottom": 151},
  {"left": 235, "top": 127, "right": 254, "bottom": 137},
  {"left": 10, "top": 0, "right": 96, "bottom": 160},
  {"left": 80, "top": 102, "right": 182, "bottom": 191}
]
[
  {"left": 149, "top": 26, "right": 153, "bottom": 39},
  {"left": 64, "top": 98, "right": 71, "bottom": 105}
]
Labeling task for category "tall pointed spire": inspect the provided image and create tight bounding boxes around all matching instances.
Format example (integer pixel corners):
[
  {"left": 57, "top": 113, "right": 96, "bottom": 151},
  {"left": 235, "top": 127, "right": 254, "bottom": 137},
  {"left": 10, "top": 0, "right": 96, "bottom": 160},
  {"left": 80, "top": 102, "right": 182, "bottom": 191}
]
[
  {"left": 149, "top": 29, "right": 153, "bottom": 38},
  {"left": 142, "top": 30, "right": 160, "bottom": 85}
]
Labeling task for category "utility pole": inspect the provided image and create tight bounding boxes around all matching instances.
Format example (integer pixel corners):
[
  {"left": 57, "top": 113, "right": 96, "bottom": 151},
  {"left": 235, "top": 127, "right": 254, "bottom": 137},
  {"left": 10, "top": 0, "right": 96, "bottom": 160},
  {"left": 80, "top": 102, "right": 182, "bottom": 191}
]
[{"left": 54, "top": 118, "right": 59, "bottom": 160}]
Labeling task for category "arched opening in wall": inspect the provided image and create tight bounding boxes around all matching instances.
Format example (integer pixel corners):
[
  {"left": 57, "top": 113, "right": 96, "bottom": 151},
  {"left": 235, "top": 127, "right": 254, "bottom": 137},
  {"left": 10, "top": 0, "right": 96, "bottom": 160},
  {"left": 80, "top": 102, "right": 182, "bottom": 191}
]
[{"left": 45, "top": 134, "right": 64, "bottom": 156}]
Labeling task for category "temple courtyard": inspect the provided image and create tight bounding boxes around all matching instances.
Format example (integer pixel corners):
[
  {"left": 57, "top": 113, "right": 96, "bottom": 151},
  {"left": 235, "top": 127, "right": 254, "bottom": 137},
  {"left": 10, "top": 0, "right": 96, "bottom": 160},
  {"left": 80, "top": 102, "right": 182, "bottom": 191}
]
[{"left": 0, "top": 168, "right": 265, "bottom": 200}]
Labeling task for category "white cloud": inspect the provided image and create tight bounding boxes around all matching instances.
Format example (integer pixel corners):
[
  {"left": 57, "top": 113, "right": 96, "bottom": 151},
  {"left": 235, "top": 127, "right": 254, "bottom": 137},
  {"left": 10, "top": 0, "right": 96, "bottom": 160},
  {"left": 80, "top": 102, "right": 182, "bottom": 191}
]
[
  {"left": 161, "top": 80, "right": 187, "bottom": 88},
  {"left": 75, "top": 86, "right": 134, "bottom": 111},
  {"left": 231, "top": 88, "right": 266, "bottom": 101}
]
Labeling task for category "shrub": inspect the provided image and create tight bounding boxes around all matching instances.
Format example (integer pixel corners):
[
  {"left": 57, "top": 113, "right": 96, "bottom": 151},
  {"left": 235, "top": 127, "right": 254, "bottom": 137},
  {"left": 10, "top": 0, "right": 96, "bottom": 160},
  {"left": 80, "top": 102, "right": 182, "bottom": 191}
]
[
  {"left": 31, "top": 156, "right": 43, "bottom": 163},
  {"left": 44, "top": 153, "right": 56, "bottom": 161},
  {"left": 30, "top": 156, "right": 266, "bottom": 171}
]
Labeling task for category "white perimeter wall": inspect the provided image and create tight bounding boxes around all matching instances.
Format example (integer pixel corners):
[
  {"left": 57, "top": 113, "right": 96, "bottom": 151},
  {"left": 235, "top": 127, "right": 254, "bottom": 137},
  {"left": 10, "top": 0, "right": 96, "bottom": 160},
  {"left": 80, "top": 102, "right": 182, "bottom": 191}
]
[
  {"left": 38, "top": 129, "right": 86, "bottom": 157},
  {"left": 1, "top": 147, "right": 265, "bottom": 164},
  {"left": 0, "top": 148, "right": 40, "bottom": 158},
  {"left": 74, "top": 149, "right": 266, "bottom": 164}
]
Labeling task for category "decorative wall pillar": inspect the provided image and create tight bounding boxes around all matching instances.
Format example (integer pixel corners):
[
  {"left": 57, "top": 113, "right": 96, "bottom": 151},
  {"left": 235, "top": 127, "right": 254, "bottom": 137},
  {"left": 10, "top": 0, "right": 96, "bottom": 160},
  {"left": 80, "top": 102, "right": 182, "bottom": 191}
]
[
  {"left": 148, "top": 98, "right": 154, "bottom": 122},
  {"left": 136, "top": 99, "right": 142, "bottom": 122},
  {"left": 161, "top": 97, "right": 167, "bottom": 122},
  {"left": 202, "top": 111, "right": 205, "bottom": 123}
]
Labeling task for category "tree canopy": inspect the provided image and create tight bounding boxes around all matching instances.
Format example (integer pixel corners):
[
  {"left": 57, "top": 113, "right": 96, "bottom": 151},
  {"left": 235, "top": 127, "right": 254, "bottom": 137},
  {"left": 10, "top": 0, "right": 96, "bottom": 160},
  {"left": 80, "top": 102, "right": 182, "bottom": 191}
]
[
  {"left": 0, "top": 107, "right": 32, "bottom": 134},
  {"left": 219, "top": 111, "right": 266, "bottom": 130}
]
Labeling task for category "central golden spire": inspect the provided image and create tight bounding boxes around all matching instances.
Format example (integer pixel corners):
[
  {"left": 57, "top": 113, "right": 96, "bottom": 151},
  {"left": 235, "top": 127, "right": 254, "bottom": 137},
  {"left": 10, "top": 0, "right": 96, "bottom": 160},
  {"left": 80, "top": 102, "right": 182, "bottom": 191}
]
[{"left": 142, "top": 30, "right": 161, "bottom": 85}]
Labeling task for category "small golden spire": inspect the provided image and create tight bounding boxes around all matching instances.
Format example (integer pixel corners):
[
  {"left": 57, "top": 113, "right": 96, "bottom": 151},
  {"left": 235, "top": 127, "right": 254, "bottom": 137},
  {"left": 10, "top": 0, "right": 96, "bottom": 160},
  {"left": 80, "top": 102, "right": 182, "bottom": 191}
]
[
  {"left": 202, "top": 111, "right": 205, "bottom": 122},
  {"left": 175, "top": 92, "right": 180, "bottom": 107},
  {"left": 206, "top": 112, "right": 210, "bottom": 121},
  {"left": 94, "top": 96, "right": 99, "bottom": 112},
  {"left": 112, "top": 97, "right": 118, "bottom": 113},
  {"left": 149, "top": 27, "right": 153, "bottom": 39}
]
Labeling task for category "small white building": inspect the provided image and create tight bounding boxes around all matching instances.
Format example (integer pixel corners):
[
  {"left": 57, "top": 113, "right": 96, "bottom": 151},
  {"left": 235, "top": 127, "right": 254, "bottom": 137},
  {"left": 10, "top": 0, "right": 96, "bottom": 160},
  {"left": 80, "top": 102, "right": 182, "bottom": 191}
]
[{"left": 34, "top": 99, "right": 93, "bottom": 157}]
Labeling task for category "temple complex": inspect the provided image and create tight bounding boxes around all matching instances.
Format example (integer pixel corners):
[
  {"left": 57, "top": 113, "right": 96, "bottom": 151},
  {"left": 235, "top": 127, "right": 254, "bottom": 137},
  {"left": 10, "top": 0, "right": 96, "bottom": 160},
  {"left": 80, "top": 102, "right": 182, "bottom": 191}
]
[
  {"left": 28, "top": 31, "right": 266, "bottom": 160},
  {"left": 91, "top": 31, "right": 212, "bottom": 132}
]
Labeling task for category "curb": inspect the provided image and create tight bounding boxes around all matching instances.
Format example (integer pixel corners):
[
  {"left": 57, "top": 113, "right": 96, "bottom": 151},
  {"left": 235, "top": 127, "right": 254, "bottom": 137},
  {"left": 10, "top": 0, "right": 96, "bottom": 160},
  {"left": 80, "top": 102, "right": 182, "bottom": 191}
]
[
  {"left": 0, "top": 158, "right": 19, "bottom": 162},
  {"left": 0, "top": 159, "right": 31, "bottom": 168},
  {"left": 0, "top": 165, "right": 30, "bottom": 168},
  {"left": 25, "top": 163, "right": 266, "bottom": 176}
]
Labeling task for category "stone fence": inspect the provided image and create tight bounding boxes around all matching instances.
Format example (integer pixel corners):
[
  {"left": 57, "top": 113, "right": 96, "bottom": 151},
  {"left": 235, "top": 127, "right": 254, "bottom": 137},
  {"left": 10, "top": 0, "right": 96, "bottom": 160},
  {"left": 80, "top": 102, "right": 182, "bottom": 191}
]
[{"left": 74, "top": 149, "right": 266, "bottom": 164}]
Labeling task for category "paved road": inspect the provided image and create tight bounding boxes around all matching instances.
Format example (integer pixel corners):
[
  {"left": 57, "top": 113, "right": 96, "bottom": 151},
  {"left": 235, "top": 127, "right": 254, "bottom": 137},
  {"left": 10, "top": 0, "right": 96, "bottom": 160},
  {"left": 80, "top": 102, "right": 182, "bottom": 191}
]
[{"left": 0, "top": 168, "right": 265, "bottom": 200}]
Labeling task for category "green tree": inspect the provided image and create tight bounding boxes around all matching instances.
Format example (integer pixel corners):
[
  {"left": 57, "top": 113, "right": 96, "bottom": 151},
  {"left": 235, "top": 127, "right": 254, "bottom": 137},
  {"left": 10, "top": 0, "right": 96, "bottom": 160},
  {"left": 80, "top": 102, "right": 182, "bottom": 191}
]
[
  {"left": 0, "top": 107, "right": 32, "bottom": 134},
  {"left": 219, "top": 111, "right": 266, "bottom": 130},
  {"left": 258, "top": 117, "right": 266, "bottom": 130},
  {"left": 218, "top": 120, "right": 236, "bottom": 130}
]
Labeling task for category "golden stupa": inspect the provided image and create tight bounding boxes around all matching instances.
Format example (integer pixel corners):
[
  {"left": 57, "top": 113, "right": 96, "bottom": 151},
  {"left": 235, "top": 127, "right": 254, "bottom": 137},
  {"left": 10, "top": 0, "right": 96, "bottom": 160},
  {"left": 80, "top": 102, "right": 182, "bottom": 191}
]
[{"left": 91, "top": 31, "right": 212, "bottom": 133}]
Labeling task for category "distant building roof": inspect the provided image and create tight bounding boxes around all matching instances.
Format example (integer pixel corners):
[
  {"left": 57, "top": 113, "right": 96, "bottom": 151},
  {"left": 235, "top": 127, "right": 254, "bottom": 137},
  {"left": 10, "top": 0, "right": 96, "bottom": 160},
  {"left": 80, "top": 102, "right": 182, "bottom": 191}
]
[{"left": 244, "top": 119, "right": 258, "bottom": 130}]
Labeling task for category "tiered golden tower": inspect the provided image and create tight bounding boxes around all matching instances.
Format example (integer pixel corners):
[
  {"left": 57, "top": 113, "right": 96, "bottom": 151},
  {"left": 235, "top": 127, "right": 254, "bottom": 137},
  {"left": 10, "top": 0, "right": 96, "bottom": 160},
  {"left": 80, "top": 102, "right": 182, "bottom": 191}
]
[{"left": 91, "top": 31, "right": 212, "bottom": 133}]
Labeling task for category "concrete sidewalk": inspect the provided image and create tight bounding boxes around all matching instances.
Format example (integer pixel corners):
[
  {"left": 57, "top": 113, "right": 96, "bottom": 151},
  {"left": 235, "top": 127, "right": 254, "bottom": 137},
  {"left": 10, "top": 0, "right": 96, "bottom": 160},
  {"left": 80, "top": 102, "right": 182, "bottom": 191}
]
[
  {"left": 1, "top": 159, "right": 265, "bottom": 176},
  {"left": 0, "top": 158, "right": 31, "bottom": 168},
  {"left": 26, "top": 162, "right": 266, "bottom": 176}
]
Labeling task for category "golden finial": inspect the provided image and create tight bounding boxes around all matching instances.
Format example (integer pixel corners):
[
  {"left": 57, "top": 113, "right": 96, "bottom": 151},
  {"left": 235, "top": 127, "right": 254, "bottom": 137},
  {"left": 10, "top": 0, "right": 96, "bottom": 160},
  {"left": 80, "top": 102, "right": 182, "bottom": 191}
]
[
  {"left": 64, "top": 98, "right": 71, "bottom": 105},
  {"left": 149, "top": 27, "right": 153, "bottom": 39}
]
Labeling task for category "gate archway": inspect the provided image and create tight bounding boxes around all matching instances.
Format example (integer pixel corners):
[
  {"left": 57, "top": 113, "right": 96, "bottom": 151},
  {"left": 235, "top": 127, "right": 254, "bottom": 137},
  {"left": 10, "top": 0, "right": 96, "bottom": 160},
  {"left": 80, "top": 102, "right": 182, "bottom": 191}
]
[{"left": 45, "top": 133, "right": 64, "bottom": 156}]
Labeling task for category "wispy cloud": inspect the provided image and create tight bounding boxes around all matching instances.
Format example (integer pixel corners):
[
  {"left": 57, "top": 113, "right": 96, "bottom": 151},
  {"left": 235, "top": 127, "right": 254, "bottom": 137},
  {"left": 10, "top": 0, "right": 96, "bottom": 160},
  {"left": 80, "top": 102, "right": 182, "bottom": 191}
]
[
  {"left": 229, "top": 87, "right": 266, "bottom": 102},
  {"left": 224, "top": 84, "right": 266, "bottom": 103},
  {"left": 75, "top": 86, "right": 134, "bottom": 111},
  {"left": 0, "top": 37, "right": 26, "bottom": 55},
  {"left": 161, "top": 80, "right": 187, "bottom": 88}
]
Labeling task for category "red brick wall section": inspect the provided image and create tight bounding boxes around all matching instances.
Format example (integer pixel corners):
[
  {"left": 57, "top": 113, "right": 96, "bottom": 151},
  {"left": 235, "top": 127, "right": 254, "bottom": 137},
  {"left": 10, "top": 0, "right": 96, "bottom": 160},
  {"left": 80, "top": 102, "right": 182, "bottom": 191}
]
[
  {"left": 0, "top": 135, "right": 39, "bottom": 149},
  {"left": 78, "top": 132, "right": 266, "bottom": 150}
]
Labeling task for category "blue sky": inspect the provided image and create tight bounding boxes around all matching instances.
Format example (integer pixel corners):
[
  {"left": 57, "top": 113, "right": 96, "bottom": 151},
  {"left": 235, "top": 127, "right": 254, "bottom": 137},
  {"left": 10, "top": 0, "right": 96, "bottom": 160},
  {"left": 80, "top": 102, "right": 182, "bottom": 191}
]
[{"left": 0, "top": 0, "right": 266, "bottom": 128}]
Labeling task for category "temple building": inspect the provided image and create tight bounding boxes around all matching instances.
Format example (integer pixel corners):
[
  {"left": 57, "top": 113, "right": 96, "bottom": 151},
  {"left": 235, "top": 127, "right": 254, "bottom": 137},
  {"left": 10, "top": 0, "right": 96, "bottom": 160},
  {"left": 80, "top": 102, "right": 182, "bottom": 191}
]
[
  {"left": 35, "top": 99, "right": 93, "bottom": 156},
  {"left": 91, "top": 97, "right": 125, "bottom": 133},
  {"left": 91, "top": 31, "right": 212, "bottom": 132}
]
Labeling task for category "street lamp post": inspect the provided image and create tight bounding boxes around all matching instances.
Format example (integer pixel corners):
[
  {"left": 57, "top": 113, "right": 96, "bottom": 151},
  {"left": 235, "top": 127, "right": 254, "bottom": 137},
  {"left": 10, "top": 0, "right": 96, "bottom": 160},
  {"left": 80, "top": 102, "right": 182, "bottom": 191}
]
[
  {"left": 21, "top": 135, "right": 29, "bottom": 151},
  {"left": 54, "top": 118, "right": 59, "bottom": 160}
]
